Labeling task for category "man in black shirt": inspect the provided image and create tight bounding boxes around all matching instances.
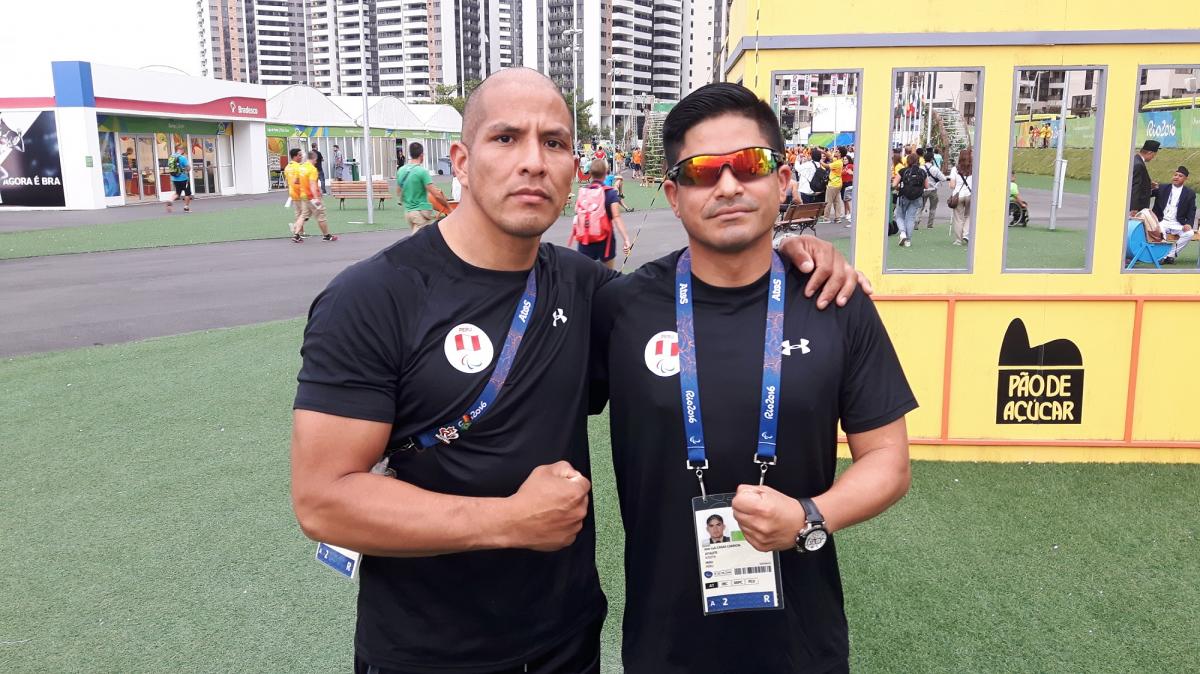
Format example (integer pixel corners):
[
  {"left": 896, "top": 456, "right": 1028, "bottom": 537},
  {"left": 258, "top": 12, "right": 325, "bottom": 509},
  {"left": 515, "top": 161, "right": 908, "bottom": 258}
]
[
  {"left": 591, "top": 83, "right": 917, "bottom": 673},
  {"left": 311, "top": 142, "right": 327, "bottom": 194},
  {"left": 291, "top": 69, "right": 867, "bottom": 674}
]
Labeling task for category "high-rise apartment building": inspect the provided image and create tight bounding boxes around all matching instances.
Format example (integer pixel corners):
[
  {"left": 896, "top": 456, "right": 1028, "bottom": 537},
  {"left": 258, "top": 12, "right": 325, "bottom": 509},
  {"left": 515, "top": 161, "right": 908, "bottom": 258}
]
[
  {"left": 198, "top": 0, "right": 308, "bottom": 86},
  {"left": 198, "top": 0, "right": 714, "bottom": 142},
  {"left": 304, "top": 0, "right": 516, "bottom": 100},
  {"left": 520, "top": 0, "right": 689, "bottom": 141}
]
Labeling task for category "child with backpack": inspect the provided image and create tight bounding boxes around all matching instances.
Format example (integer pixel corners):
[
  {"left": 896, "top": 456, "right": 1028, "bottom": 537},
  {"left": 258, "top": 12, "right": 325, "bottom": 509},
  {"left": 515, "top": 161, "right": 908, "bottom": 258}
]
[
  {"left": 165, "top": 143, "right": 193, "bottom": 213},
  {"left": 569, "top": 159, "right": 631, "bottom": 268}
]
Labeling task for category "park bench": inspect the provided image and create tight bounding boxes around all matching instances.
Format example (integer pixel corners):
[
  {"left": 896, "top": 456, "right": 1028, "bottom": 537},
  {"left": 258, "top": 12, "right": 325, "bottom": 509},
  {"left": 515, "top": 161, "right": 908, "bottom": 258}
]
[
  {"left": 776, "top": 201, "right": 825, "bottom": 237},
  {"left": 330, "top": 180, "right": 391, "bottom": 210}
]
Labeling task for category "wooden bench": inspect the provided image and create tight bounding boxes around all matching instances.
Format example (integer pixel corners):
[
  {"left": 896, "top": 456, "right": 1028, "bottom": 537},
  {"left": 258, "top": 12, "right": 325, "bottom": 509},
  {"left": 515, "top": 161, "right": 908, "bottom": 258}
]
[
  {"left": 776, "top": 201, "right": 825, "bottom": 237},
  {"left": 330, "top": 180, "right": 391, "bottom": 209}
]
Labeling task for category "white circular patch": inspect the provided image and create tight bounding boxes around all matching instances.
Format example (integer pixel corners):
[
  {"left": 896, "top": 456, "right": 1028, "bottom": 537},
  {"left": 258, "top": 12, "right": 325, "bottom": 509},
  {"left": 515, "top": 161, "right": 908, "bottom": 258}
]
[
  {"left": 644, "top": 330, "right": 680, "bottom": 377},
  {"left": 444, "top": 324, "right": 495, "bottom": 374}
]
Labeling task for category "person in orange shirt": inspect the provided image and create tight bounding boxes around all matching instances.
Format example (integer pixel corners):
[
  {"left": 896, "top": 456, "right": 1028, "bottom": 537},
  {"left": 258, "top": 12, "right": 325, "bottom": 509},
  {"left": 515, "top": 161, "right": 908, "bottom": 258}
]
[
  {"left": 283, "top": 148, "right": 338, "bottom": 243},
  {"left": 297, "top": 150, "right": 338, "bottom": 242}
]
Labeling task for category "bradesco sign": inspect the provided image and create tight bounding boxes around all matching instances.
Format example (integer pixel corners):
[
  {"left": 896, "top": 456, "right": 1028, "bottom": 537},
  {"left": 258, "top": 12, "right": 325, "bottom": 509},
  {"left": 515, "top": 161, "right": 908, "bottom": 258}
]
[{"left": 93, "top": 96, "right": 266, "bottom": 120}]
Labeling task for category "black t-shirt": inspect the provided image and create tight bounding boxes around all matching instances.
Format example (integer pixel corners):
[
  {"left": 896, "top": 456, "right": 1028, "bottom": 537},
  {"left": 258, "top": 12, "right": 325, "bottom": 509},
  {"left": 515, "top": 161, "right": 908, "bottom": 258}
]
[
  {"left": 312, "top": 149, "right": 324, "bottom": 169},
  {"left": 294, "top": 224, "right": 615, "bottom": 672},
  {"left": 590, "top": 250, "right": 917, "bottom": 674}
]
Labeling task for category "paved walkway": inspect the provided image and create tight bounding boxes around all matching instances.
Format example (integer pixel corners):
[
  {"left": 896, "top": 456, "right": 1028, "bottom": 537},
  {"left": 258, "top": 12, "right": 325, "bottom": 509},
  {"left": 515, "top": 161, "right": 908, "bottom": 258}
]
[
  {"left": 0, "top": 209, "right": 697, "bottom": 358},
  {"left": 2, "top": 182, "right": 1084, "bottom": 359}
]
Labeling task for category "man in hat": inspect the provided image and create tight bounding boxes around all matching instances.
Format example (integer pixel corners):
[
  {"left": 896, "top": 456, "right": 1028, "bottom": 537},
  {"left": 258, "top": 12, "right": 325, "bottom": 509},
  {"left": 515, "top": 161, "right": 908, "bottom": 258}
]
[
  {"left": 1150, "top": 166, "right": 1195, "bottom": 264},
  {"left": 1130, "top": 140, "right": 1160, "bottom": 216}
]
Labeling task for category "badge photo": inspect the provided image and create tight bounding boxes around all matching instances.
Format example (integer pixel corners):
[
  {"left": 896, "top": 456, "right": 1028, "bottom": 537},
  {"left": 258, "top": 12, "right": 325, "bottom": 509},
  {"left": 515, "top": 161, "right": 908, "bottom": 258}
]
[
  {"left": 644, "top": 330, "right": 680, "bottom": 377},
  {"left": 444, "top": 324, "right": 495, "bottom": 374}
]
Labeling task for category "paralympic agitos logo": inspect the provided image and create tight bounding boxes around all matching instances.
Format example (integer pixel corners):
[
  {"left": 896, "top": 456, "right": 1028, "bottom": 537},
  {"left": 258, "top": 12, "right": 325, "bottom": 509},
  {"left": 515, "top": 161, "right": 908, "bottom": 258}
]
[{"left": 995, "top": 319, "right": 1084, "bottom": 424}]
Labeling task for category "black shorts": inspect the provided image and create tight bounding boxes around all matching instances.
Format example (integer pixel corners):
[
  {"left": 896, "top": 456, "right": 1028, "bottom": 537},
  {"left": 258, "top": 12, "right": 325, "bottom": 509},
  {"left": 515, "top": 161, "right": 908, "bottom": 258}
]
[
  {"left": 577, "top": 238, "right": 615, "bottom": 262},
  {"left": 172, "top": 180, "right": 192, "bottom": 197},
  {"left": 353, "top": 615, "right": 602, "bottom": 674}
]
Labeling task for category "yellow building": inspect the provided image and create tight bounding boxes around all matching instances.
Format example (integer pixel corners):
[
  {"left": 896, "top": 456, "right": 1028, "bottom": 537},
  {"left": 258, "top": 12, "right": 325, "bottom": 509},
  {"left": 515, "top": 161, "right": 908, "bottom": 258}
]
[{"left": 724, "top": 3, "right": 1200, "bottom": 462}]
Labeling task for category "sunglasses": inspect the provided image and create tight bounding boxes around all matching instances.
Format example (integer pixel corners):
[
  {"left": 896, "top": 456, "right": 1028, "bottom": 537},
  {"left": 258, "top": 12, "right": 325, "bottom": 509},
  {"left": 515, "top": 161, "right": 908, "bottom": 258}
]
[{"left": 666, "top": 147, "right": 785, "bottom": 187}]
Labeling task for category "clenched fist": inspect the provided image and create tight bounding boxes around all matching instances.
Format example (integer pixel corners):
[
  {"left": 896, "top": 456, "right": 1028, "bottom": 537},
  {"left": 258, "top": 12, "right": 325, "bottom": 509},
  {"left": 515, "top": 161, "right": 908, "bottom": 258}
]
[
  {"left": 505, "top": 461, "right": 591, "bottom": 552},
  {"left": 731, "top": 484, "right": 806, "bottom": 553}
]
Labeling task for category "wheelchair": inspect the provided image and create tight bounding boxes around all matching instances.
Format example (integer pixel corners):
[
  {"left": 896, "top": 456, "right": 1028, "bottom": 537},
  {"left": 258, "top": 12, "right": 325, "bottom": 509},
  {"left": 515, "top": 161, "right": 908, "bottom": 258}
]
[{"left": 1009, "top": 200, "right": 1030, "bottom": 227}]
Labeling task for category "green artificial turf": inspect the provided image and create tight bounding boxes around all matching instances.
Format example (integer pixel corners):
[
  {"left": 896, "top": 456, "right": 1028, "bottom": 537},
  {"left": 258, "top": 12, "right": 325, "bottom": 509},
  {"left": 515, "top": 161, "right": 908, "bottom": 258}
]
[
  {"left": 0, "top": 178, "right": 669, "bottom": 260},
  {"left": 0, "top": 202, "right": 411, "bottom": 260},
  {"left": 2, "top": 321, "right": 1198, "bottom": 672},
  {"left": 1013, "top": 172, "right": 1092, "bottom": 196}
]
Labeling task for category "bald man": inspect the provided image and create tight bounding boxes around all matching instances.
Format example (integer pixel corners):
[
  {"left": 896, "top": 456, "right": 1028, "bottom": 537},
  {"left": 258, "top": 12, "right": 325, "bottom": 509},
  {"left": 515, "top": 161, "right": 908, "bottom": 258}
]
[{"left": 290, "top": 68, "right": 863, "bottom": 674}]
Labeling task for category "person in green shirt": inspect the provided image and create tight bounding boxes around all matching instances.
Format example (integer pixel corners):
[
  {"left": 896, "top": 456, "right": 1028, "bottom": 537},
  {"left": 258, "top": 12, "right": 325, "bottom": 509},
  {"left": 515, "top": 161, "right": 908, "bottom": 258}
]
[{"left": 396, "top": 141, "right": 446, "bottom": 231}]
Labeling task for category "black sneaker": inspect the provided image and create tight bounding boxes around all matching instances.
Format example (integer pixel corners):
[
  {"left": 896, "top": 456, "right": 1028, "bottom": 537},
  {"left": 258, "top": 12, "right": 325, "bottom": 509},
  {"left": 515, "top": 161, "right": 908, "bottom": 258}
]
[
  {"left": 323, "top": 234, "right": 338, "bottom": 242},
  {"left": 1162, "top": 256, "right": 1176, "bottom": 265},
  {"left": 291, "top": 233, "right": 304, "bottom": 243}
]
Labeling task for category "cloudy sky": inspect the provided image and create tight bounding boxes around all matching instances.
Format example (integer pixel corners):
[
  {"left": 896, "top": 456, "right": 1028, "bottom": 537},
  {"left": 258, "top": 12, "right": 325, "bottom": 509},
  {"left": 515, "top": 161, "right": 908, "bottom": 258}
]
[{"left": 2, "top": 0, "right": 201, "bottom": 76}]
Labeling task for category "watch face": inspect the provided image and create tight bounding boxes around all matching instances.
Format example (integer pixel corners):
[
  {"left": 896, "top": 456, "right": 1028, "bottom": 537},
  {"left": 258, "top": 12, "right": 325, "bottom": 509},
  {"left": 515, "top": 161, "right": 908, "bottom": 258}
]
[{"left": 804, "top": 529, "right": 828, "bottom": 552}]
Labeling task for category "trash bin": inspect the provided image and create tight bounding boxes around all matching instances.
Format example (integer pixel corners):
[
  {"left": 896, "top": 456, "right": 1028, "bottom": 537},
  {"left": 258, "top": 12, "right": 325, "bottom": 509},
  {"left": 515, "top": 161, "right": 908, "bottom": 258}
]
[{"left": 347, "top": 158, "right": 360, "bottom": 181}]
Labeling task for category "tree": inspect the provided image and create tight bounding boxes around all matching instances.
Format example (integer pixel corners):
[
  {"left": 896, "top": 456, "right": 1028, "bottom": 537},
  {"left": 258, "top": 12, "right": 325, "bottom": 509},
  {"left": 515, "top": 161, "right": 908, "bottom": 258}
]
[
  {"left": 433, "top": 79, "right": 482, "bottom": 114},
  {"left": 563, "top": 92, "right": 599, "bottom": 146}
]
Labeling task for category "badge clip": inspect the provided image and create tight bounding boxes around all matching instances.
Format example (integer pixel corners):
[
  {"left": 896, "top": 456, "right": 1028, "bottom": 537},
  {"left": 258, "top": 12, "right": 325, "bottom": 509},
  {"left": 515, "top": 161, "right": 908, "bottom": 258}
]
[
  {"left": 688, "top": 459, "right": 709, "bottom": 499},
  {"left": 753, "top": 454, "right": 776, "bottom": 485}
]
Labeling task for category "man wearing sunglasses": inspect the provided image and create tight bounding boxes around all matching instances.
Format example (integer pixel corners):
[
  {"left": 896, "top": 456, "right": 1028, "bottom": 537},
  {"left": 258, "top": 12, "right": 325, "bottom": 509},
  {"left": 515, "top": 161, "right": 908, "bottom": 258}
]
[
  {"left": 590, "top": 82, "right": 916, "bottom": 673},
  {"left": 291, "top": 69, "right": 867, "bottom": 674}
]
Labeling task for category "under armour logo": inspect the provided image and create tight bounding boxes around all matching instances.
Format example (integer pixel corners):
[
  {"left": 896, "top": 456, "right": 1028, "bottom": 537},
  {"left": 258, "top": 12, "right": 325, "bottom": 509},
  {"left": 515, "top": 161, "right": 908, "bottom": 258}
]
[
  {"left": 552, "top": 308, "right": 568, "bottom": 327},
  {"left": 781, "top": 339, "right": 811, "bottom": 356},
  {"left": 434, "top": 426, "right": 460, "bottom": 444}
]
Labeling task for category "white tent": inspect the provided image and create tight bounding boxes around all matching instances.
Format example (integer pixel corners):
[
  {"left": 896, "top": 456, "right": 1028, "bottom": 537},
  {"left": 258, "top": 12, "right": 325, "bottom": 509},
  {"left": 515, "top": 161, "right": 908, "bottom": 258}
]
[
  {"left": 407, "top": 104, "right": 463, "bottom": 134},
  {"left": 328, "top": 95, "right": 424, "bottom": 130},
  {"left": 266, "top": 85, "right": 355, "bottom": 126}
]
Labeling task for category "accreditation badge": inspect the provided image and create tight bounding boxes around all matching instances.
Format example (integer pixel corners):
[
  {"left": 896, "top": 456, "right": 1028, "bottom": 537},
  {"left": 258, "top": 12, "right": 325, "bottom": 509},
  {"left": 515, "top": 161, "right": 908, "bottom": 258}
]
[
  {"left": 692, "top": 493, "right": 783, "bottom": 615},
  {"left": 315, "top": 542, "right": 361, "bottom": 579}
]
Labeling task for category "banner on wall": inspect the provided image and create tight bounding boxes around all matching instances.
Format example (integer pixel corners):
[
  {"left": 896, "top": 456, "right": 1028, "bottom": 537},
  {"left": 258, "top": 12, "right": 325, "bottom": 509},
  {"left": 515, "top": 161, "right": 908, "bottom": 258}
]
[
  {"left": 1136, "top": 110, "right": 1180, "bottom": 149},
  {"left": 265, "top": 124, "right": 459, "bottom": 141},
  {"left": 97, "top": 115, "right": 231, "bottom": 137},
  {"left": 0, "top": 110, "right": 65, "bottom": 207}
]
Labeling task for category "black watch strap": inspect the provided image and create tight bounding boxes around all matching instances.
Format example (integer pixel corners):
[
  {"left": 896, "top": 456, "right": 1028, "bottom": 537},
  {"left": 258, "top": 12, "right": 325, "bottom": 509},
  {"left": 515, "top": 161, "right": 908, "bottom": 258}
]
[{"left": 800, "top": 497, "right": 825, "bottom": 526}]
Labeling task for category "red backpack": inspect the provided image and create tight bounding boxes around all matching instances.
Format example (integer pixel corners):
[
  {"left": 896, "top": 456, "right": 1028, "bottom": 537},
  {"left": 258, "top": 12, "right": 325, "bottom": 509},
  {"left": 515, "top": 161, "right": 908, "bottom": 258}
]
[{"left": 569, "top": 184, "right": 614, "bottom": 255}]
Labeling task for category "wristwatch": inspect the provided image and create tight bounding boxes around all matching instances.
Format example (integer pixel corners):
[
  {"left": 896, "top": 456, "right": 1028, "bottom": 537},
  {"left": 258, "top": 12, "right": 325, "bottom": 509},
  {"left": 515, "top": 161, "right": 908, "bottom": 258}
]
[{"left": 794, "top": 497, "right": 829, "bottom": 554}]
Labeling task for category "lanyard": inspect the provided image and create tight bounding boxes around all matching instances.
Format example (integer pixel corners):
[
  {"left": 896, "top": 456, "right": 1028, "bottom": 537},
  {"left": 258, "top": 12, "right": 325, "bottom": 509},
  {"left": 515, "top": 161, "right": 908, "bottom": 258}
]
[
  {"left": 413, "top": 267, "right": 538, "bottom": 448},
  {"left": 675, "top": 249, "right": 786, "bottom": 497}
]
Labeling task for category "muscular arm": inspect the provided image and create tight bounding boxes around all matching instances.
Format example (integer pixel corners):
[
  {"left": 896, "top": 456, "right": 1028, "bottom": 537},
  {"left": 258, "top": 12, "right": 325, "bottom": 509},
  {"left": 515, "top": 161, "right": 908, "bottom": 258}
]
[
  {"left": 291, "top": 410, "right": 590, "bottom": 557},
  {"left": 810, "top": 416, "right": 911, "bottom": 533},
  {"left": 291, "top": 410, "right": 515, "bottom": 556},
  {"left": 731, "top": 416, "right": 910, "bottom": 550}
]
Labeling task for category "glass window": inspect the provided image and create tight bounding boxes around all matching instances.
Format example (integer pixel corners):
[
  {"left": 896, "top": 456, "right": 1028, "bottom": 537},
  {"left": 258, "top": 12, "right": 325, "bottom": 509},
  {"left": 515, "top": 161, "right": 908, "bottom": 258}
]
[
  {"left": 1004, "top": 68, "right": 1104, "bottom": 271},
  {"left": 885, "top": 69, "right": 982, "bottom": 272},
  {"left": 1124, "top": 66, "right": 1200, "bottom": 271},
  {"left": 771, "top": 70, "right": 861, "bottom": 264}
]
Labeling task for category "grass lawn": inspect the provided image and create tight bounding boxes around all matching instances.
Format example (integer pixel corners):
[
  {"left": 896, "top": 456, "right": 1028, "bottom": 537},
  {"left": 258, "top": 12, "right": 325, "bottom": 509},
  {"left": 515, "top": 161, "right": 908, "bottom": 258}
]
[{"left": 3, "top": 321, "right": 1198, "bottom": 672}]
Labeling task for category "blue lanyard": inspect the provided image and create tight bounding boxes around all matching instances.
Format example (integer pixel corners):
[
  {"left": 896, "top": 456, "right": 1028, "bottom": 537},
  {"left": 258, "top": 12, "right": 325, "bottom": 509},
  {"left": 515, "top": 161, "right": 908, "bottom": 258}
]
[
  {"left": 675, "top": 249, "right": 785, "bottom": 493},
  {"left": 414, "top": 268, "right": 538, "bottom": 448}
]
